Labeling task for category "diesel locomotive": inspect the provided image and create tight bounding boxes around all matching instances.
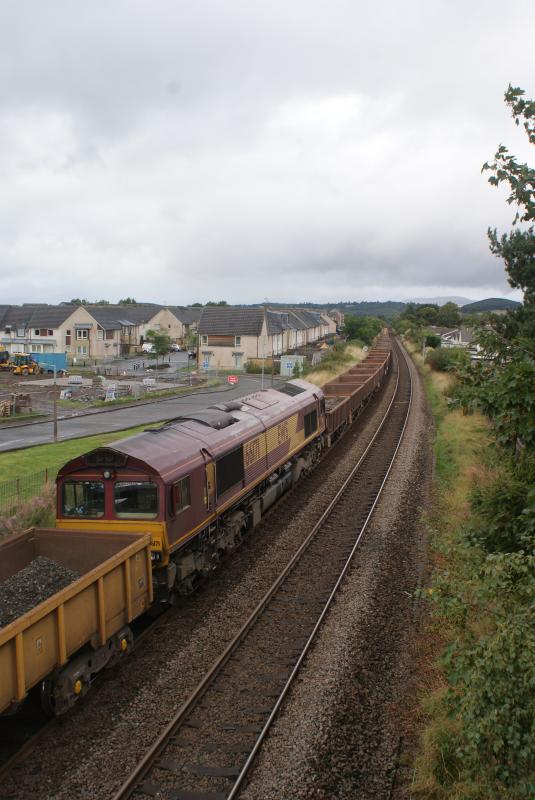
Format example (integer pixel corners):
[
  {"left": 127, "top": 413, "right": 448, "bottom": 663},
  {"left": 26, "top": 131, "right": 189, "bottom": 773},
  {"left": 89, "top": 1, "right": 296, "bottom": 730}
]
[
  {"left": 0, "top": 336, "right": 392, "bottom": 716},
  {"left": 56, "top": 336, "right": 392, "bottom": 606}
]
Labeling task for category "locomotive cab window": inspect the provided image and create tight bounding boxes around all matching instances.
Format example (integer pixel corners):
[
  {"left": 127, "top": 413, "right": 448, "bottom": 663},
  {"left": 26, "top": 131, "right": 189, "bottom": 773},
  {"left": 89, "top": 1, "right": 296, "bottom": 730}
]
[
  {"left": 62, "top": 481, "right": 104, "bottom": 518},
  {"left": 171, "top": 476, "right": 191, "bottom": 515},
  {"left": 304, "top": 409, "right": 318, "bottom": 438},
  {"left": 114, "top": 481, "right": 158, "bottom": 518}
]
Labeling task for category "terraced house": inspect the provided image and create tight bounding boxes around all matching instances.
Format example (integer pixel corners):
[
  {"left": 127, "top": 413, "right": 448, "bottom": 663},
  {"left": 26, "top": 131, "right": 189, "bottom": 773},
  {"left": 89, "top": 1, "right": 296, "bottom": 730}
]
[
  {"left": 0, "top": 303, "right": 202, "bottom": 361},
  {"left": 197, "top": 306, "right": 335, "bottom": 370}
]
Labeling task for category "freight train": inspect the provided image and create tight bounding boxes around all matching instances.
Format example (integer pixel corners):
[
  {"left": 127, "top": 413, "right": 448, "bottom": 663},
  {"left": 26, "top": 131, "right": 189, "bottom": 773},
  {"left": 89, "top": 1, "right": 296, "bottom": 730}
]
[{"left": 0, "top": 335, "right": 392, "bottom": 715}]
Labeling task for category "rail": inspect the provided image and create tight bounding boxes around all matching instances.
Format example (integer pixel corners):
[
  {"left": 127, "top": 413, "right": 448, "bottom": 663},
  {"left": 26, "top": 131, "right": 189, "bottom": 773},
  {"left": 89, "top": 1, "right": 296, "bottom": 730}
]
[{"left": 112, "top": 338, "right": 413, "bottom": 800}]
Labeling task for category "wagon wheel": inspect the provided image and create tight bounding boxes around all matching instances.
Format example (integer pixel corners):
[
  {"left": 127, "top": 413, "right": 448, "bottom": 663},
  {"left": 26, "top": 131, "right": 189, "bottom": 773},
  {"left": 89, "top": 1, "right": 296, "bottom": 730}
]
[{"left": 40, "top": 678, "right": 57, "bottom": 715}]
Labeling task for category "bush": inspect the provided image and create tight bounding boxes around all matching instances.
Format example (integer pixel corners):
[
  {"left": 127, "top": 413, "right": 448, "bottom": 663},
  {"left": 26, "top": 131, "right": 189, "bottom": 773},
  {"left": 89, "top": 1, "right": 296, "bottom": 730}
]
[{"left": 426, "top": 347, "right": 470, "bottom": 372}]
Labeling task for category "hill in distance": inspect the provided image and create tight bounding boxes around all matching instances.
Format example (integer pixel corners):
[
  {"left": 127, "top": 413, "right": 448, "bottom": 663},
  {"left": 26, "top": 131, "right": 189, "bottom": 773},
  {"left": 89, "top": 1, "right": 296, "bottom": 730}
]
[
  {"left": 410, "top": 295, "right": 472, "bottom": 306},
  {"left": 461, "top": 298, "right": 521, "bottom": 313}
]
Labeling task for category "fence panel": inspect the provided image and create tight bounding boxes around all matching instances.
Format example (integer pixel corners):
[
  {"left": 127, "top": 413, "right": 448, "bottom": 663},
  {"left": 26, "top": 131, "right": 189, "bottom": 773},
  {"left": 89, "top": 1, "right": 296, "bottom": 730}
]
[{"left": 0, "top": 469, "right": 55, "bottom": 514}]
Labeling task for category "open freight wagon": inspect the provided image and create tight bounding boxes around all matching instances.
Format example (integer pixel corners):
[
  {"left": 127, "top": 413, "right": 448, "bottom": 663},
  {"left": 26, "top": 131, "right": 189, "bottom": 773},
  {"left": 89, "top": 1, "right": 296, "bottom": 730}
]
[{"left": 0, "top": 528, "right": 152, "bottom": 715}]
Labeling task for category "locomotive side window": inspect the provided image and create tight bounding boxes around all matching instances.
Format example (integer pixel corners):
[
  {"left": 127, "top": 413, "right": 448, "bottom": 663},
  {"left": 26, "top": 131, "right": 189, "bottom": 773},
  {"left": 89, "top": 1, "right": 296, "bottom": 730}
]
[
  {"left": 304, "top": 410, "right": 318, "bottom": 438},
  {"left": 172, "top": 476, "right": 191, "bottom": 514},
  {"left": 114, "top": 481, "right": 158, "bottom": 519},
  {"left": 216, "top": 446, "right": 244, "bottom": 497},
  {"left": 62, "top": 481, "right": 104, "bottom": 518}
]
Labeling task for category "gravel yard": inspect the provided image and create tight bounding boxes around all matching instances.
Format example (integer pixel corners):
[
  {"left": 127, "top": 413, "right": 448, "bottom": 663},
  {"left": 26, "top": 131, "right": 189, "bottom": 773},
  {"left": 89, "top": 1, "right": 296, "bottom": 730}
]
[{"left": 1, "top": 353, "right": 430, "bottom": 800}]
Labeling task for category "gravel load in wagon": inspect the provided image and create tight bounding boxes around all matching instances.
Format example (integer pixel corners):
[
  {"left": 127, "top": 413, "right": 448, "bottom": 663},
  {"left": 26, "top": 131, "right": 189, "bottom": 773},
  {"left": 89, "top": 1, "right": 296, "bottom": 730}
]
[
  {"left": 0, "top": 527, "right": 152, "bottom": 716},
  {"left": 0, "top": 556, "right": 79, "bottom": 628}
]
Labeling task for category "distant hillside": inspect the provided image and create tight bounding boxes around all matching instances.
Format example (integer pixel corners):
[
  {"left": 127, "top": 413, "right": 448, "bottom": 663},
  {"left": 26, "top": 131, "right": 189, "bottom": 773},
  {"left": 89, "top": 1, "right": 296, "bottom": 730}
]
[
  {"left": 334, "top": 301, "right": 406, "bottom": 319},
  {"left": 410, "top": 295, "right": 472, "bottom": 306},
  {"left": 256, "top": 301, "right": 406, "bottom": 320},
  {"left": 461, "top": 298, "right": 521, "bottom": 313}
]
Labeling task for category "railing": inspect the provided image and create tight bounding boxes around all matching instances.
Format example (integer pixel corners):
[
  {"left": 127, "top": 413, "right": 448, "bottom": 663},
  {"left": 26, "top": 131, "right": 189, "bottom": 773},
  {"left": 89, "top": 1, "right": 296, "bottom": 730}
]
[{"left": 0, "top": 469, "right": 54, "bottom": 513}]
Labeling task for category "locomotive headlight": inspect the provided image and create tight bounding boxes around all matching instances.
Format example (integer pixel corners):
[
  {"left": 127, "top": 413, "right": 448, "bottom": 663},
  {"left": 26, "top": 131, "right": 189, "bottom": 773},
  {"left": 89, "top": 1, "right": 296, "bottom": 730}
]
[{"left": 103, "top": 469, "right": 114, "bottom": 479}]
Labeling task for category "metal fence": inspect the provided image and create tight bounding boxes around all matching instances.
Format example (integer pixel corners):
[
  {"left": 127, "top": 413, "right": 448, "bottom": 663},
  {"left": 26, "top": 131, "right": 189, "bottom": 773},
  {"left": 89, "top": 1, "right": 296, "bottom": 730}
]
[{"left": 0, "top": 468, "right": 55, "bottom": 513}]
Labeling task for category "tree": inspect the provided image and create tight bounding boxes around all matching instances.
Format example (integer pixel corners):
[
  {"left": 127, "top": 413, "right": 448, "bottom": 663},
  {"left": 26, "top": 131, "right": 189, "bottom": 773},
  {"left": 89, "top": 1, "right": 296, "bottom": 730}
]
[
  {"left": 342, "top": 315, "right": 383, "bottom": 345},
  {"left": 145, "top": 329, "right": 171, "bottom": 365},
  {"left": 436, "top": 302, "right": 461, "bottom": 328},
  {"left": 483, "top": 85, "right": 535, "bottom": 309},
  {"left": 118, "top": 297, "right": 137, "bottom": 305}
]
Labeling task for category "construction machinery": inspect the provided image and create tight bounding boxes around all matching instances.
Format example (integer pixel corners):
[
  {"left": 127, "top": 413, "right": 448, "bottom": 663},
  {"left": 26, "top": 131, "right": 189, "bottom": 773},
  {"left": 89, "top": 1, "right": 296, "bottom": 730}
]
[{"left": 7, "top": 353, "right": 41, "bottom": 376}]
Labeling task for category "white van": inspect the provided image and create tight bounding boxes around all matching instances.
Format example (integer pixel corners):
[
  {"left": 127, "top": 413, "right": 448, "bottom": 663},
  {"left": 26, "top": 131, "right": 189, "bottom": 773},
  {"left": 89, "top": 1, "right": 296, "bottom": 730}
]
[{"left": 141, "top": 343, "right": 155, "bottom": 353}]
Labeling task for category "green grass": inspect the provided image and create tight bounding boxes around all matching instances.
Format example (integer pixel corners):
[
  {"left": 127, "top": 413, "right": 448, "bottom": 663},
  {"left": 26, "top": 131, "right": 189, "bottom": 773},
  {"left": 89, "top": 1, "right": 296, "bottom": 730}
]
[
  {"left": 0, "top": 412, "right": 46, "bottom": 424},
  {"left": 0, "top": 423, "right": 158, "bottom": 482},
  {"left": 405, "top": 335, "right": 499, "bottom": 799}
]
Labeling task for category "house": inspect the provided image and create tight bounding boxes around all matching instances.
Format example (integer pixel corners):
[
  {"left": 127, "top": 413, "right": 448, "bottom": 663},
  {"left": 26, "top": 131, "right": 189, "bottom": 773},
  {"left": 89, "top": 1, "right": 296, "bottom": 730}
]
[
  {"left": 432, "top": 327, "right": 475, "bottom": 349},
  {"left": 327, "top": 308, "right": 345, "bottom": 330},
  {"left": 198, "top": 307, "right": 267, "bottom": 370},
  {"left": 197, "top": 306, "right": 335, "bottom": 370},
  {"left": 0, "top": 304, "right": 101, "bottom": 360},
  {"left": 0, "top": 303, "right": 203, "bottom": 362}
]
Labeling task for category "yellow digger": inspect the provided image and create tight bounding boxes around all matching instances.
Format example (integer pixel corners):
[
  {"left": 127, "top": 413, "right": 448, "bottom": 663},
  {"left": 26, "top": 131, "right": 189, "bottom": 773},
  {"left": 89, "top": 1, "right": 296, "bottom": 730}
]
[{"left": 9, "top": 354, "right": 41, "bottom": 376}]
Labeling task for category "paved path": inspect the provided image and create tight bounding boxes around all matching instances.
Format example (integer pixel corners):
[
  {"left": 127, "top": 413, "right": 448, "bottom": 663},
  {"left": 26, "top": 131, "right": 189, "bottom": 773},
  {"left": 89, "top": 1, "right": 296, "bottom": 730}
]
[{"left": 0, "top": 376, "right": 278, "bottom": 452}]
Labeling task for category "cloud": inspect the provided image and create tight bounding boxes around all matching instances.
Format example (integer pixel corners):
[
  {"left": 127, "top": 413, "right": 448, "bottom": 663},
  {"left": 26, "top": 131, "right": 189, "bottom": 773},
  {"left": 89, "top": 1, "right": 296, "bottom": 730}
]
[{"left": 0, "top": 0, "right": 533, "bottom": 304}]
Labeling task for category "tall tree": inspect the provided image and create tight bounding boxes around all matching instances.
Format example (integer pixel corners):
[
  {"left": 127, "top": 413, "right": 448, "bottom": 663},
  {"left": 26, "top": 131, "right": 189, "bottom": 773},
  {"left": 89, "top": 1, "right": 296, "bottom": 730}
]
[{"left": 483, "top": 85, "right": 535, "bottom": 313}]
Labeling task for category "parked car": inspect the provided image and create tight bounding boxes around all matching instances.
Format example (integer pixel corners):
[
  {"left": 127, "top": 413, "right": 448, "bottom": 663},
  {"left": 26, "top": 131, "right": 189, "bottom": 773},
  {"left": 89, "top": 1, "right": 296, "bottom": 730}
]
[
  {"left": 141, "top": 343, "right": 155, "bottom": 353},
  {"left": 169, "top": 343, "right": 181, "bottom": 352}
]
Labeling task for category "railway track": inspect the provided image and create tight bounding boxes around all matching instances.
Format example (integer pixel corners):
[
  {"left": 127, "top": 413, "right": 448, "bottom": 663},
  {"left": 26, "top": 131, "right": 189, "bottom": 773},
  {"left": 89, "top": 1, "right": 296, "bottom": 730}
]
[{"left": 112, "top": 339, "right": 412, "bottom": 800}]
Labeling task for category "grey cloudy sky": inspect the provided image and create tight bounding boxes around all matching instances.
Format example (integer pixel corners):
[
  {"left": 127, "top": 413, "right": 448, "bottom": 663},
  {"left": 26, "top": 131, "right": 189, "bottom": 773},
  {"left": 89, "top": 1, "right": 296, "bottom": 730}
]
[{"left": 1, "top": 0, "right": 534, "bottom": 306}]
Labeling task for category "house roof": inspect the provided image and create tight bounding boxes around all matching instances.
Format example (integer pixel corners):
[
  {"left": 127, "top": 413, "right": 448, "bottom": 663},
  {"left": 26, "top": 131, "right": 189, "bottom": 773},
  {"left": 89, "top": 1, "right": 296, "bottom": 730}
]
[
  {"left": 168, "top": 307, "right": 202, "bottom": 325},
  {"left": 198, "top": 307, "right": 265, "bottom": 336},
  {"left": 1, "top": 304, "right": 77, "bottom": 329},
  {"left": 441, "top": 327, "right": 474, "bottom": 344}
]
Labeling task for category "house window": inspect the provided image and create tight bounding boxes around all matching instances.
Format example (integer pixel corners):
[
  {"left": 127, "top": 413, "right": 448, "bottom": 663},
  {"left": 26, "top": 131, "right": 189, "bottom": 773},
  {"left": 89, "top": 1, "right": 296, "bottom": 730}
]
[
  {"left": 65, "top": 331, "right": 71, "bottom": 346},
  {"left": 97, "top": 329, "right": 104, "bottom": 340},
  {"left": 106, "top": 330, "right": 114, "bottom": 340},
  {"left": 76, "top": 345, "right": 88, "bottom": 355},
  {"left": 171, "top": 476, "right": 191, "bottom": 514},
  {"left": 201, "top": 335, "right": 208, "bottom": 345},
  {"left": 34, "top": 329, "right": 39, "bottom": 336},
  {"left": 17, "top": 328, "right": 25, "bottom": 337},
  {"left": 65, "top": 346, "right": 71, "bottom": 353},
  {"left": 235, "top": 336, "right": 241, "bottom": 346},
  {"left": 76, "top": 330, "right": 88, "bottom": 340}
]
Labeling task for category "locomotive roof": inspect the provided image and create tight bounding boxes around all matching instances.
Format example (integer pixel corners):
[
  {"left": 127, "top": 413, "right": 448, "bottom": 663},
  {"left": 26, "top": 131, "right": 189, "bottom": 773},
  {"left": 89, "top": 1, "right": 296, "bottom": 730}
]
[{"left": 66, "top": 380, "right": 323, "bottom": 483}]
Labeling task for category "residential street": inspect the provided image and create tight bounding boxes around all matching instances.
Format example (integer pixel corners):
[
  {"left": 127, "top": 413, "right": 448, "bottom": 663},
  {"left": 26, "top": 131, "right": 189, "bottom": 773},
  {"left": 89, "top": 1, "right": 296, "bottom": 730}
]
[{"left": 0, "top": 375, "right": 277, "bottom": 452}]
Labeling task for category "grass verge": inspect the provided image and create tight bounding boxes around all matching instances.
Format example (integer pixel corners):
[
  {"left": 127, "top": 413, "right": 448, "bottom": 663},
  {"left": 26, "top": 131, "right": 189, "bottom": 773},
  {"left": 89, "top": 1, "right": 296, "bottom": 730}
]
[
  {"left": 404, "top": 338, "right": 495, "bottom": 799},
  {"left": 0, "top": 423, "right": 159, "bottom": 483}
]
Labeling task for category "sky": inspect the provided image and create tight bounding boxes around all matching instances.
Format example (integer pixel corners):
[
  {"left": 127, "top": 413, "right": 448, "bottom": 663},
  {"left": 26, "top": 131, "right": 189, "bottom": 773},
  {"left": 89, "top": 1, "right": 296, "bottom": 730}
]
[{"left": 1, "top": 0, "right": 534, "bottom": 307}]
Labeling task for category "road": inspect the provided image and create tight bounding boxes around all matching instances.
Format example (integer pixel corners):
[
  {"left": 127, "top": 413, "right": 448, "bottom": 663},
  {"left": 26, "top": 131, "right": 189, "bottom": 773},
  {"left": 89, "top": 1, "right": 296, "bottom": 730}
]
[{"left": 0, "top": 376, "right": 277, "bottom": 452}]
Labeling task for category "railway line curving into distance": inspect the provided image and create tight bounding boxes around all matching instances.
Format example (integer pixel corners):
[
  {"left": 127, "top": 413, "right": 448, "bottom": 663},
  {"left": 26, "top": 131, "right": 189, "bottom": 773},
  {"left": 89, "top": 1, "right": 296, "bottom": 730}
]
[{"left": 111, "top": 339, "right": 412, "bottom": 800}]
